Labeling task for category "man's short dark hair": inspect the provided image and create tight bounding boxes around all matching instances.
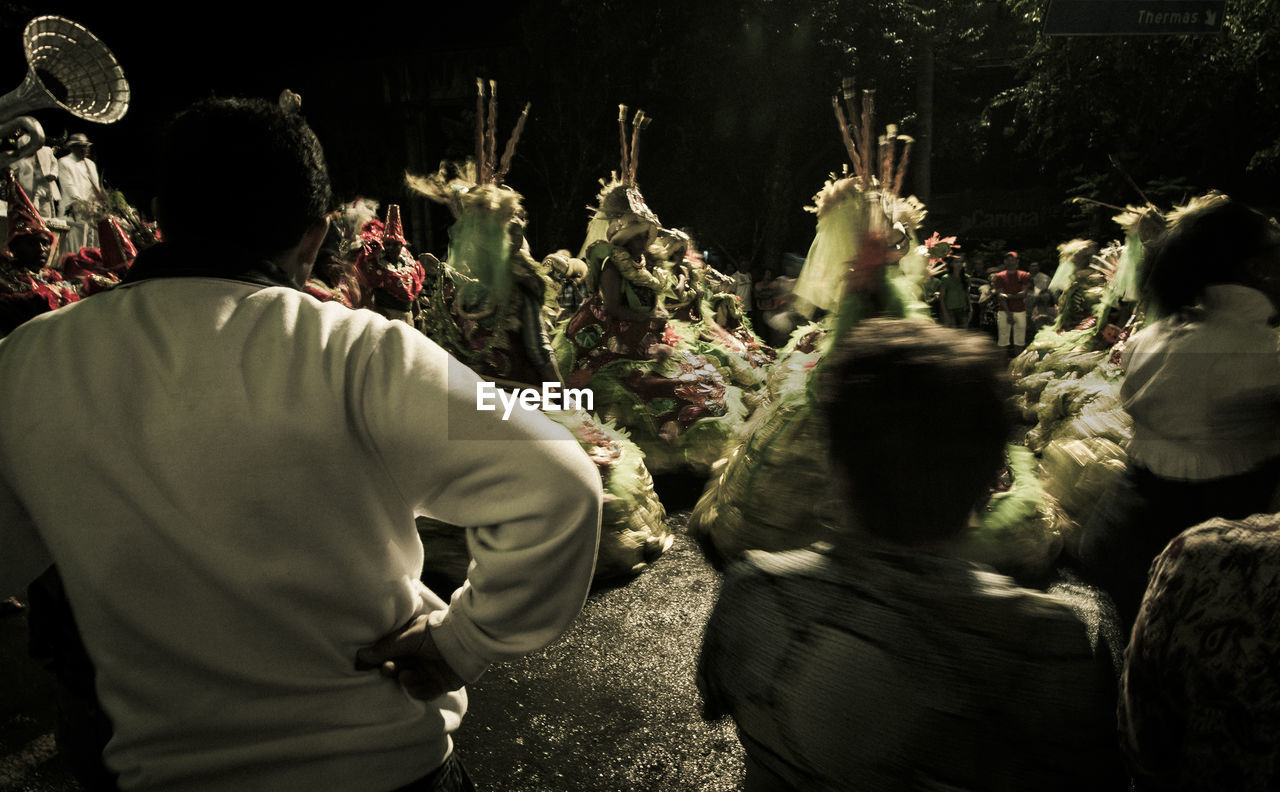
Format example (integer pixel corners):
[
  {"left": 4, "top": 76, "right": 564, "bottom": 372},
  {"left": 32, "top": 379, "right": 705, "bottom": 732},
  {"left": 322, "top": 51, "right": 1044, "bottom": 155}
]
[
  {"left": 818, "top": 318, "right": 1013, "bottom": 544},
  {"left": 156, "top": 97, "right": 332, "bottom": 257}
]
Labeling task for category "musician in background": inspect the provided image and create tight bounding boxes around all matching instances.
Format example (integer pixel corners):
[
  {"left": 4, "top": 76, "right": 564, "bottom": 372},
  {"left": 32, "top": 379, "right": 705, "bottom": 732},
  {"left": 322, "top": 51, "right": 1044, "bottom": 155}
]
[
  {"left": 58, "top": 132, "right": 102, "bottom": 251},
  {"left": 12, "top": 136, "right": 61, "bottom": 219}
]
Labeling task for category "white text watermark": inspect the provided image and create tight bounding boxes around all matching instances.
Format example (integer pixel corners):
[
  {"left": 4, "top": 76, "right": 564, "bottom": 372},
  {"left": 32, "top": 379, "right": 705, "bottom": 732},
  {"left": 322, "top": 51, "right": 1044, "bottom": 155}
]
[{"left": 476, "top": 381, "right": 594, "bottom": 420}]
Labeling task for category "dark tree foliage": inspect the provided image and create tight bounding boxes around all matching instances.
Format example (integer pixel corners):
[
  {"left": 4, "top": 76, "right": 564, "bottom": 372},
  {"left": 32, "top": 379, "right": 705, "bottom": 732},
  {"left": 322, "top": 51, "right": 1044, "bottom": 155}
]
[
  {"left": 994, "top": 0, "right": 1280, "bottom": 233},
  {"left": 492, "top": 0, "right": 1019, "bottom": 269}
]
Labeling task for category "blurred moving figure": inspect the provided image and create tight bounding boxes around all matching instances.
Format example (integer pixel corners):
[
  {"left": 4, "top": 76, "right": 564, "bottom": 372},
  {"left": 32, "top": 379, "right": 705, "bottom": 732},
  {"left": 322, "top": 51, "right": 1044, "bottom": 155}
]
[
  {"left": 1078, "top": 197, "right": 1280, "bottom": 628},
  {"left": 699, "top": 318, "right": 1124, "bottom": 791}
]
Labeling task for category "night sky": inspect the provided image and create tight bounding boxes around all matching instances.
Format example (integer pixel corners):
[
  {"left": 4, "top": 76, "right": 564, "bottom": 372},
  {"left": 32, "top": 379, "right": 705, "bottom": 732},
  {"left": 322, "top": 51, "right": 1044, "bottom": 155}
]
[
  {"left": 0, "top": 1, "right": 867, "bottom": 264},
  {"left": 0, "top": 1, "right": 541, "bottom": 243},
  {"left": 4, "top": 3, "right": 1271, "bottom": 267}
]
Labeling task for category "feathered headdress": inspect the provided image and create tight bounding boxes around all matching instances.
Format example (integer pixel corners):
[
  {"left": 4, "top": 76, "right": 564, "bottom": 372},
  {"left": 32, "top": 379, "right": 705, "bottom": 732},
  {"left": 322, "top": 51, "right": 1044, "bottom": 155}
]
[
  {"left": 473, "top": 78, "right": 530, "bottom": 188},
  {"left": 1164, "top": 190, "right": 1230, "bottom": 230},
  {"left": 405, "top": 78, "right": 531, "bottom": 210},
  {"left": 794, "top": 80, "right": 921, "bottom": 318},
  {"left": 383, "top": 204, "right": 406, "bottom": 245},
  {"left": 331, "top": 198, "right": 381, "bottom": 256},
  {"left": 578, "top": 106, "right": 660, "bottom": 258},
  {"left": 1112, "top": 204, "right": 1167, "bottom": 241},
  {"left": 405, "top": 79, "right": 532, "bottom": 304}
]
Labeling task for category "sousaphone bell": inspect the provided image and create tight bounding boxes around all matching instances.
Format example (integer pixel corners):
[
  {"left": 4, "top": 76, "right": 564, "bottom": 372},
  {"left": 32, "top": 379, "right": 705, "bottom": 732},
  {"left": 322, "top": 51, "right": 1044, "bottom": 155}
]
[{"left": 0, "top": 15, "right": 130, "bottom": 166}]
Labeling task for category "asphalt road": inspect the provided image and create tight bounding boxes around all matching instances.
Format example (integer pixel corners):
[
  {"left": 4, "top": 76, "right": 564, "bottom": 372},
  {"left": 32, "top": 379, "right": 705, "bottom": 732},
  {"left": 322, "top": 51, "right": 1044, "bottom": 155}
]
[{"left": 0, "top": 506, "right": 745, "bottom": 792}]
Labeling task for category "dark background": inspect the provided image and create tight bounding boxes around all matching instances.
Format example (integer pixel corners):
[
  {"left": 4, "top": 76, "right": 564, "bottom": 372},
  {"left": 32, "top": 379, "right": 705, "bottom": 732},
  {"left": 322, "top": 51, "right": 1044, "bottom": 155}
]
[{"left": 1, "top": 0, "right": 1276, "bottom": 272}]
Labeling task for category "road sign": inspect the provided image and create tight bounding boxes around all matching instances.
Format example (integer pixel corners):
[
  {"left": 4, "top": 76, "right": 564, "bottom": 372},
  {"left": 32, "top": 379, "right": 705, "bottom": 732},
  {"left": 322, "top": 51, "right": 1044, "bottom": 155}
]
[{"left": 1045, "top": 0, "right": 1227, "bottom": 35}]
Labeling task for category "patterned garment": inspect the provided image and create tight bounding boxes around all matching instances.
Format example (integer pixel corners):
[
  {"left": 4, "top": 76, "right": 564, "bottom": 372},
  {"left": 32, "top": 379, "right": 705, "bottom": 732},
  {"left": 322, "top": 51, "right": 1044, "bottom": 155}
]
[
  {"left": 564, "top": 293, "right": 664, "bottom": 371},
  {"left": 359, "top": 245, "right": 426, "bottom": 310},
  {"left": 417, "top": 263, "right": 554, "bottom": 388},
  {"left": 699, "top": 543, "right": 1126, "bottom": 791},
  {"left": 1120, "top": 514, "right": 1280, "bottom": 791},
  {"left": 0, "top": 262, "right": 80, "bottom": 335}
]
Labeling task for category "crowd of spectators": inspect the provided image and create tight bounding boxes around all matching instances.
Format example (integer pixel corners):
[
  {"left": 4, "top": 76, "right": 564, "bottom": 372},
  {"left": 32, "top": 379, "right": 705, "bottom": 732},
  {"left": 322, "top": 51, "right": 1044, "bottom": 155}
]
[{"left": 4, "top": 99, "right": 1280, "bottom": 792}]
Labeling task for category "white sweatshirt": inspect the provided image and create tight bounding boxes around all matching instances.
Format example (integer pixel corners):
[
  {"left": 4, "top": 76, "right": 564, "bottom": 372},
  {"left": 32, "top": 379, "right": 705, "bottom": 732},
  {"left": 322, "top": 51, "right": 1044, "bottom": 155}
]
[{"left": 0, "top": 274, "right": 602, "bottom": 791}]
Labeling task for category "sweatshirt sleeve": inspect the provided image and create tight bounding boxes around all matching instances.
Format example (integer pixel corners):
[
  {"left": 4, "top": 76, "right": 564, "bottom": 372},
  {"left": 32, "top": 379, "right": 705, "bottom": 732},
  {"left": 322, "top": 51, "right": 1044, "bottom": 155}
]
[
  {"left": 357, "top": 321, "right": 602, "bottom": 682},
  {"left": 0, "top": 472, "right": 51, "bottom": 598}
]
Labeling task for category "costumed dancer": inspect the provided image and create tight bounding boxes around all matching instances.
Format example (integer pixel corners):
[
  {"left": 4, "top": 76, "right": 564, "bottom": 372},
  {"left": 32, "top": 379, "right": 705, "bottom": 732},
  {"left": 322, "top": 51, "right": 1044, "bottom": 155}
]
[
  {"left": 59, "top": 216, "right": 138, "bottom": 295},
  {"left": 1088, "top": 196, "right": 1280, "bottom": 627},
  {"left": 355, "top": 204, "right": 425, "bottom": 323},
  {"left": 0, "top": 169, "right": 78, "bottom": 336},
  {"left": 553, "top": 106, "right": 752, "bottom": 474},
  {"left": 690, "top": 82, "right": 1058, "bottom": 582},
  {"left": 323, "top": 197, "right": 383, "bottom": 305},
  {"left": 660, "top": 234, "right": 778, "bottom": 396},
  {"left": 408, "top": 81, "right": 669, "bottom": 581},
  {"left": 1011, "top": 197, "right": 1174, "bottom": 561},
  {"left": 543, "top": 248, "right": 589, "bottom": 320},
  {"left": 303, "top": 215, "right": 363, "bottom": 308}
]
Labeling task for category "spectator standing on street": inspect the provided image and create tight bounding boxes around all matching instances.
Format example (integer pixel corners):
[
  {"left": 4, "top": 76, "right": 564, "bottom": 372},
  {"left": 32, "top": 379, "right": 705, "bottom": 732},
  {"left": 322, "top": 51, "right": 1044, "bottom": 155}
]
[
  {"left": 0, "top": 97, "right": 602, "bottom": 792},
  {"left": 1028, "top": 259, "right": 1055, "bottom": 334},
  {"left": 935, "top": 255, "right": 971, "bottom": 329},
  {"left": 991, "top": 251, "right": 1031, "bottom": 355}
]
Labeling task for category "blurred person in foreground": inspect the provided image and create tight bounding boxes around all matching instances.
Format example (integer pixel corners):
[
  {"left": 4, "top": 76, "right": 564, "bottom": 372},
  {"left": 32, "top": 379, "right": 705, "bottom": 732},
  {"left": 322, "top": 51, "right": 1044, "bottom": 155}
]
[
  {"left": 1078, "top": 197, "right": 1280, "bottom": 629},
  {"left": 0, "top": 97, "right": 602, "bottom": 792},
  {"left": 698, "top": 317, "right": 1124, "bottom": 791},
  {"left": 1120, "top": 514, "right": 1280, "bottom": 791}
]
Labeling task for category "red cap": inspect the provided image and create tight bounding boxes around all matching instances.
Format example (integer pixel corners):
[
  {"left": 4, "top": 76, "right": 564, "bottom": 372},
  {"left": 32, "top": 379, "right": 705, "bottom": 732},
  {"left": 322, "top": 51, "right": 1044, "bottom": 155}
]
[
  {"left": 383, "top": 204, "right": 406, "bottom": 244},
  {"left": 4, "top": 169, "right": 54, "bottom": 251}
]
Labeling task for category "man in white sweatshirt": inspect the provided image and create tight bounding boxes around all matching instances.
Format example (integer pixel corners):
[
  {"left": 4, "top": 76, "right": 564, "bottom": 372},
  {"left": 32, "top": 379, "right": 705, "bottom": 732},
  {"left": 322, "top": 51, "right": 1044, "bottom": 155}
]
[{"left": 0, "top": 98, "right": 602, "bottom": 792}]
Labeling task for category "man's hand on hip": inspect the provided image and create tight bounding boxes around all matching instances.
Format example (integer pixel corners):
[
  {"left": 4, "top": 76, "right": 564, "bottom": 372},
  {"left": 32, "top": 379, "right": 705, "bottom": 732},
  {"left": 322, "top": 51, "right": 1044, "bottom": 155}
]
[{"left": 356, "top": 614, "right": 466, "bottom": 700}]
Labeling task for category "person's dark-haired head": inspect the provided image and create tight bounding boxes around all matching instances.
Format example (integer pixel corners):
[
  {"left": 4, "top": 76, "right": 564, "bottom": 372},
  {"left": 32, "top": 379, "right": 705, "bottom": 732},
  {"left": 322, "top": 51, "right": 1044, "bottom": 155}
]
[
  {"left": 155, "top": 98, "right": 332, "bottom": 264},
  {"left": 1145, "top": 198, "right": 1280, "bottom": 316},
  {"left": 818, "top": 318, "right": 1013, "bottom": 545}
]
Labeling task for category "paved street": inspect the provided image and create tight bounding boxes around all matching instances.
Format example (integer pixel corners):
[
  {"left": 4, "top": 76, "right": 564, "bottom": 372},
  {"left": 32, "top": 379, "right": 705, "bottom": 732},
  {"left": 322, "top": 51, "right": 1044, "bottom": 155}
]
[{"left": 1, "top": 506, "right": 744, "bottom": 792}]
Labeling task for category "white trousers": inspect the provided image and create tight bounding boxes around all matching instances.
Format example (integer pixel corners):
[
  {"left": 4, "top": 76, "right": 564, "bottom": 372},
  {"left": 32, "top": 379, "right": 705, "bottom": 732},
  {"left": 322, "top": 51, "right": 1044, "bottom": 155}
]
[{"left": 996, "top": 310, "right": 1027, "bottom": 347}]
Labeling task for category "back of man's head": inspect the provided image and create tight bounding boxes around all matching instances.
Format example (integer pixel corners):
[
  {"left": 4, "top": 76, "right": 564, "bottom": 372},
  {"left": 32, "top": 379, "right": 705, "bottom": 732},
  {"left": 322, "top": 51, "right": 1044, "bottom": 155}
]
[
  {"left": 156, "top": 97, "right": 332, "bottom": 259},
  {"left": 818, "top": 318, "right": 1013, "bottom": 545}
]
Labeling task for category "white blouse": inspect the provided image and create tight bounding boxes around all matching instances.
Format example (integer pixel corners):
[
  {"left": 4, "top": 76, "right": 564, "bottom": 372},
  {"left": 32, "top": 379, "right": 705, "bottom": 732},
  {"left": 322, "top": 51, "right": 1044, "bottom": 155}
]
[{"left": 1122, "top": 284, "right": 1280, "bottom": 480}]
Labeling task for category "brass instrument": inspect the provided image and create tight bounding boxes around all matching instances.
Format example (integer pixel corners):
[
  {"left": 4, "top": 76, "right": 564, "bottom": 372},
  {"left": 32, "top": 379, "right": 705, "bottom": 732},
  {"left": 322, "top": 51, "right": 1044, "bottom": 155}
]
[{"left": 0, "top": 15, "right": 129, "bottom": 167}]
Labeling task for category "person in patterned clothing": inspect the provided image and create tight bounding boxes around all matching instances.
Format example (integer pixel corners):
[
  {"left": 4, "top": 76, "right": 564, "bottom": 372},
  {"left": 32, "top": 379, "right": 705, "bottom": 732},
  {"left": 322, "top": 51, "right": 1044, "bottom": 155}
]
[
  {"left": 1121, "top": 515, "right": 1280, "bottom": 791},
  {"left": 0, "top": 169, "right": 78, "bottom": 336}
]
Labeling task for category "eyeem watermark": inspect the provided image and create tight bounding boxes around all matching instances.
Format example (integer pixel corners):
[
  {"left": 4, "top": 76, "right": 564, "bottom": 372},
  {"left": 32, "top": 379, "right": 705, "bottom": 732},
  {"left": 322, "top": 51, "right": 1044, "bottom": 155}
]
[{"left": 476, "top": 381, "right": 594, "bottom": 420}]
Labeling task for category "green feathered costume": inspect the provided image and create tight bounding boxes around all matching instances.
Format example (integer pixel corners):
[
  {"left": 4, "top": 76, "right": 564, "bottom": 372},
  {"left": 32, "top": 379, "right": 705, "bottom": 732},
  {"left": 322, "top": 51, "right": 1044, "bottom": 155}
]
[
  {"left": 690, "top": 175, "right": 1060, "bottom": 581},
  {"left": 408, "top": 162, "right": 672, "bottom": 581},
  {"left": 552, "top": 181, "right": 758, "bottom": 474}
]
